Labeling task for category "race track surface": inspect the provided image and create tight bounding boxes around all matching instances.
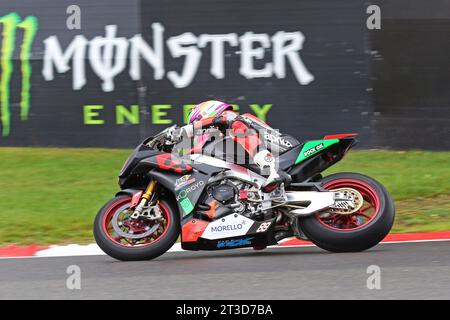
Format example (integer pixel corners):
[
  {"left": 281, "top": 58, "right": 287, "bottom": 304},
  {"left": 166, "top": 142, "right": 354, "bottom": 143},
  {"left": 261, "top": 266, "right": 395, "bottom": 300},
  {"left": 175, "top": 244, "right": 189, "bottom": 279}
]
[{"left": 0, "top": 241, "right": 449, "bottom": 299}]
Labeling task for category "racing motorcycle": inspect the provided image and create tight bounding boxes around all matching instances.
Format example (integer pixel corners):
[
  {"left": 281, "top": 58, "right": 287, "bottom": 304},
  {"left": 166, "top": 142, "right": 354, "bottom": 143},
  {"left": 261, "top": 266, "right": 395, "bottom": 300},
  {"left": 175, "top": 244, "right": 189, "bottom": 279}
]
[{"left": 93, "top": 127, "right": 395, "bottom": 261}]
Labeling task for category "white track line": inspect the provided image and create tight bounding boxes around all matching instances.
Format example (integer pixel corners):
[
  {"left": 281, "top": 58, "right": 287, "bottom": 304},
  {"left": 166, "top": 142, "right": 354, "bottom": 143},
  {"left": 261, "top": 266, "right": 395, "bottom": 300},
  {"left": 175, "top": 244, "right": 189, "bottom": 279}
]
[{"left": 0, "top": 238, "right": 446, "bottom": 259}]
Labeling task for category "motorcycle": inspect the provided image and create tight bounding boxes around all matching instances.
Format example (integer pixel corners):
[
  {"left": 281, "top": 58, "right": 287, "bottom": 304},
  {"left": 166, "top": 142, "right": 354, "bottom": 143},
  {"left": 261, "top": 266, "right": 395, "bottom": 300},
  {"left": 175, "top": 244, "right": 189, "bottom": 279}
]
[{"left": 93, "top": 127, "right": 395, "bottom": 261}]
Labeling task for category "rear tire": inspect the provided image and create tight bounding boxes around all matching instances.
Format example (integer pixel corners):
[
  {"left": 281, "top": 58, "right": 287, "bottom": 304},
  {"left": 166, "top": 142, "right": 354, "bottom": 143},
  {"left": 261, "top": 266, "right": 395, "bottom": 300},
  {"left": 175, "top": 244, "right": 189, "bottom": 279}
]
[
  {"left": 93, "top": 195, "right": 180, "bottom": 261},
  {"left": 297, "top": 172, "right": 395, "bottom": 252}
]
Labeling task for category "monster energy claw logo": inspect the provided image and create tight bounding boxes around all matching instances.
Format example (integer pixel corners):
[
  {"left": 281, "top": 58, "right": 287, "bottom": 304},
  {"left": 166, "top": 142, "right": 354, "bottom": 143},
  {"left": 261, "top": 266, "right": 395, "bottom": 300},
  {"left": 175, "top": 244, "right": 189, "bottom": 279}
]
[{"left": 0, "top": 12, "right": 38, "bottom": 136}]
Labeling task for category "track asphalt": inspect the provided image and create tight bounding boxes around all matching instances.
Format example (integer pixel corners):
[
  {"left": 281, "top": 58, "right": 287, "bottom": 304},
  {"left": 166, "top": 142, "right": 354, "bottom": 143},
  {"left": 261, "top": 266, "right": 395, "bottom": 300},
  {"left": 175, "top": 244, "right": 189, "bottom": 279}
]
[{"left": 0, "top": 241, "right": 449, "bottom": 299}]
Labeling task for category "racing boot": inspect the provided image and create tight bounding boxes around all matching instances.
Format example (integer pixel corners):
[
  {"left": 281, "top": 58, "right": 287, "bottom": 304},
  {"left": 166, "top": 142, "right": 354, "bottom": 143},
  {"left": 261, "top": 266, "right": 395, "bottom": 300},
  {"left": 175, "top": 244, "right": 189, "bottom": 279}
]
[{"left": 253, "top": 150, "right": 291, "bottom": 193}]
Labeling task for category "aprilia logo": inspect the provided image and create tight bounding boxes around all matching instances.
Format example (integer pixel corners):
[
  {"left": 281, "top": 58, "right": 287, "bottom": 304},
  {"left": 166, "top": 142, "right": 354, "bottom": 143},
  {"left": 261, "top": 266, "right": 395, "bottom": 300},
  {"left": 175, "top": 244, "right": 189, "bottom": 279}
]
[{"left": 264, "top": 132, "right": 292, "bottom": 148}]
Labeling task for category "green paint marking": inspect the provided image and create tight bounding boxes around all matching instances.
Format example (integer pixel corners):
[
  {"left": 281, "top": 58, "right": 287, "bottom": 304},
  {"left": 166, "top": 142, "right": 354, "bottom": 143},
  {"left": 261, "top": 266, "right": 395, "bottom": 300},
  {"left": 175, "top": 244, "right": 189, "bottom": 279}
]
[
  {"left": 295, "top": 139, "right": 339, "bottom": 164},
  {"left": 180, "top": 198, "right": 194, "bottom": 215},
  {"left": 0, "top": 13, "right": 20, "bottom": 136},
  {"left": 17, "top": 16, "right": 38, "bottom": 121},
  {"left": 0, "top": 13, "right": 38, "bottom": 136}
]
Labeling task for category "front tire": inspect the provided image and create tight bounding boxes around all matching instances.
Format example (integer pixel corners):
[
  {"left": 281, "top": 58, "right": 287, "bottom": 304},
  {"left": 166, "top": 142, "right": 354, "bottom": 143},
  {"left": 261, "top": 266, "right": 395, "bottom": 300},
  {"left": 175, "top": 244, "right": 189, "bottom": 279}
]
[
  {"left": 93, "top": 195, "right": 180, "bottom": 261},
  {"left": 298, "top": 172, "right": 395, "bottom": 252}
]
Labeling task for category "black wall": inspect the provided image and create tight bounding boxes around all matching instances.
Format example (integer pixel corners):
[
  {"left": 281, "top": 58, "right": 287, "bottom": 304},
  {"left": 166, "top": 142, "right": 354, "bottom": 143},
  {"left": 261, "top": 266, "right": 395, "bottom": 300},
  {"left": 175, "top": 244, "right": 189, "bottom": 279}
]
[
  {"left": 370, "top": 0, "right": 450, "bottom": 149},
  {"left": 0, "top": 0, "right": 448, "bottom": 149}
]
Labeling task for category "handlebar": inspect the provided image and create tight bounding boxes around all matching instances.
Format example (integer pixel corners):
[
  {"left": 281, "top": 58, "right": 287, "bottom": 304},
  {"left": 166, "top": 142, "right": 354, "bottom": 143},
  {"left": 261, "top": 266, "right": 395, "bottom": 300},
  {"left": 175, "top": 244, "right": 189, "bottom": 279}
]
[{"left": 145, "top": 126, "right": 178, "bottom": 152}]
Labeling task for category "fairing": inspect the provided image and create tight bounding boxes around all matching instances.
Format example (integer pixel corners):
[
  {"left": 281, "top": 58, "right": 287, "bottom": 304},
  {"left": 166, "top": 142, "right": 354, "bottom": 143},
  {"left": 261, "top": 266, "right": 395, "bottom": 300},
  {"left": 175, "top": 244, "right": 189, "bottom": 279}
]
[{"left": 116, "top": 133, "right": 358, "bottom": 251}]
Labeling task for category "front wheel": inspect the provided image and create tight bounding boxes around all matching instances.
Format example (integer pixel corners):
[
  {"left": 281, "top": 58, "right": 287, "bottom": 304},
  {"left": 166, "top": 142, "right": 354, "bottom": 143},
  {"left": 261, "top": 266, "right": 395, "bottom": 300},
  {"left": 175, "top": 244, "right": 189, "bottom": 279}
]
[
  {"left": 93, "top": 195, "right": 180, "bottom": 261},
  {"left": 297, "top": 172, "right": 395, "bottom": 252}
]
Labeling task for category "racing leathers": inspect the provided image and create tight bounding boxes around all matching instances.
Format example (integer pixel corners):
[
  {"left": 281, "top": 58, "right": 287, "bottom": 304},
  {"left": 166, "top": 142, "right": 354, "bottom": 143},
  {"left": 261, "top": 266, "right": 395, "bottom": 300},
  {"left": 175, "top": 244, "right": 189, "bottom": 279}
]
[{"left": 166, "top": 110, "right": 290, "bottom": 192}]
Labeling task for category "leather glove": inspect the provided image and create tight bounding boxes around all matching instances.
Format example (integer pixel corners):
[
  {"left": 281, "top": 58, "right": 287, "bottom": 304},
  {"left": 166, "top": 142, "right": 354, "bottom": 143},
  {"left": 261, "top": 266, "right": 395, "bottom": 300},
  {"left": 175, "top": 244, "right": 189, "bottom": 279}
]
[{"left": 165, "top": 125, "right": 183, "bottom": 143}]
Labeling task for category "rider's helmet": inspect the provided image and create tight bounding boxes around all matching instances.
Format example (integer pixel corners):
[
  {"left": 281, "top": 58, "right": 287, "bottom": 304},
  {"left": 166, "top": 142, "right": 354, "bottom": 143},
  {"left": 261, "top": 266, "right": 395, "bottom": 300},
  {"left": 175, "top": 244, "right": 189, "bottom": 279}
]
[{"left": 188, "top": 100, "right": 233, "bottom": 124}]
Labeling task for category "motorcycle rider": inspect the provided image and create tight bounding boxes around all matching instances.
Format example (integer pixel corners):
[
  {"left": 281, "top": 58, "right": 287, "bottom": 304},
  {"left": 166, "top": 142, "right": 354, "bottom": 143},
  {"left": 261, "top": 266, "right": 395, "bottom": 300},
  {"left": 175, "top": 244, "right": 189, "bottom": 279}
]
[{"left": 166, "top": 100, "right": 290, "bottom": 193}]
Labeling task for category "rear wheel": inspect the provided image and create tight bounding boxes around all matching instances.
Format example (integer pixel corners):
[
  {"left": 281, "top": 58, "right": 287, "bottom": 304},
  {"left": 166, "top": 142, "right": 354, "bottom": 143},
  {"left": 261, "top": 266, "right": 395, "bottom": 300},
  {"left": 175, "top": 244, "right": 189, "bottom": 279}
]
[
  {"left": 93, "top": 195, "right": 180, "bottom": 261},
  {"left": 298, "top": 172, "right": 395, "bottom": 252}
]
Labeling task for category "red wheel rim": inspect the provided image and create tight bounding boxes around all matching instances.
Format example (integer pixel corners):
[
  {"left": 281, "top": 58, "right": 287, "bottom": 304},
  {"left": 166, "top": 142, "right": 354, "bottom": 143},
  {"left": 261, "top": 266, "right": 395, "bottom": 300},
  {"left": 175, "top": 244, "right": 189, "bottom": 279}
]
[
  {"left": 316, "top": 179, "right": 380, "bottom": 231},
  {"left": 102, "top": 198, "right": 171, "bottom": 248}
]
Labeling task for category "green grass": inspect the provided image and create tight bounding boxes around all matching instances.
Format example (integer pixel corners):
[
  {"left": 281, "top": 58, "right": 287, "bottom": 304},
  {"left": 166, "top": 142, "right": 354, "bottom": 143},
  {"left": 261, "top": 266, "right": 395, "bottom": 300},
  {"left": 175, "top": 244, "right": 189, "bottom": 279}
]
[{"left": 0, "top": 148, "right": 449, "bottom": 245}]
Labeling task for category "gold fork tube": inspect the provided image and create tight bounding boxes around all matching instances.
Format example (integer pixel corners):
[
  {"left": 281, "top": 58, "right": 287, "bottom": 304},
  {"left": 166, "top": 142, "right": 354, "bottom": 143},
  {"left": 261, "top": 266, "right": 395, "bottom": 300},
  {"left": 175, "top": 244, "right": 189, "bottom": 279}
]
[
  {"left": 131, "top": 180, "right": 157, "bottom": 219},
  {"left": 142, "top": 180, "right": 157, "bottom": 200}
]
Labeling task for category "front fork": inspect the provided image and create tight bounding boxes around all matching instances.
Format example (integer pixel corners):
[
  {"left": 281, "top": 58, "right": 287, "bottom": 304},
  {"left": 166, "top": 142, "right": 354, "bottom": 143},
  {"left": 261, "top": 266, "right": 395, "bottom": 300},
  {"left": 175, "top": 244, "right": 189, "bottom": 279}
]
[{"left": 130, "top": 180, "right": 157, "bottom": 219}]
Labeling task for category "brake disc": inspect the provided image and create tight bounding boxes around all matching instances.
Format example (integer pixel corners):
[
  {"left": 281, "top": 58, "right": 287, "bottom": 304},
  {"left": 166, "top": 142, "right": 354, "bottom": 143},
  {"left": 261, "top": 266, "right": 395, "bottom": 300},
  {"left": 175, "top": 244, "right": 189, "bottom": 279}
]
[
  {"left": 111, "top": 204, "right": 160, "bottom": 239},
  {"left": 328, "top": 187, "right": 364, "bottom": 215}
]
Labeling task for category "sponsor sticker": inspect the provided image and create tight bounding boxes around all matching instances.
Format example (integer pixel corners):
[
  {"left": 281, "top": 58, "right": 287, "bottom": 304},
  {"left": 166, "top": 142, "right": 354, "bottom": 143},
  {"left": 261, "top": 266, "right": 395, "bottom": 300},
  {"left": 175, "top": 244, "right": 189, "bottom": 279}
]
[
  {"left": 210, "top": 221, "right": 245, "bottom": 233},
  {"left": 176, "top": 180, "right": 204, "bottom": 200},
  {"left": 217, "top": 237, "right": 254, "bottom": 248},
  {"left": 180, "top": 198, "right": 194, "bottom": 215},
  {"left": 201, "top": 214, "right": 254, "bottom": 240},
  {"left": 303, "top": 143, "right": 324, "bottom": 157},
  {"left": 295, "top": 139, "right": 339, "bottom": 164},
  {"left": 175, "top": 174, "right": 196, "bottom": 190}
]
